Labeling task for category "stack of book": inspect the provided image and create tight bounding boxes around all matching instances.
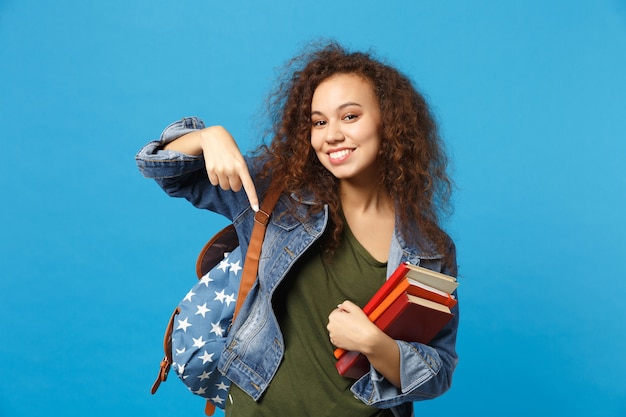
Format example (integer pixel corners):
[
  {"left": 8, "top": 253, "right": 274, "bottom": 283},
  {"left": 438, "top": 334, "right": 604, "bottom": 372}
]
[{"left": 334, "top": 262, "right": 458, "bottom": 379}]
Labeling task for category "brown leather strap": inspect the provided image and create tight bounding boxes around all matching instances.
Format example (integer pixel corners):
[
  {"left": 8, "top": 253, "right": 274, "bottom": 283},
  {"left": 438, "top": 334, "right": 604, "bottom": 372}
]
[
  {"left": 151, "top": 306, "right": 180, "bottom": 394},
  {"left": 233, "top": 185, "right": 281, "bottom": 319},
  {"left": 204, "top": 401, "right": 216, "bottom": 416}
]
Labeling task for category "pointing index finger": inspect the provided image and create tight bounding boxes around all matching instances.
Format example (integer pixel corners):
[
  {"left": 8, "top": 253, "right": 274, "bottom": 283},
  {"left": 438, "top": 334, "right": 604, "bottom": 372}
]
[{"left": 240, "top": 168, "right": 259, "bottom": 212}]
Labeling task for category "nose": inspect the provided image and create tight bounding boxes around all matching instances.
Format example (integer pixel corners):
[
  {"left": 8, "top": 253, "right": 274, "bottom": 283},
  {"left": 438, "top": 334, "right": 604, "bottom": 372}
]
[{"left": 325, "top": 120, "right": 344, "bottom": 143}]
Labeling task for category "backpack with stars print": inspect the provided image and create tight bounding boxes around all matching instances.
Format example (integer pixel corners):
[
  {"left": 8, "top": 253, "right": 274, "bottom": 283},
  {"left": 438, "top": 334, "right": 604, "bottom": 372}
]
[{"left": 150, "top": 186, "right": 281, "bottom": 416}]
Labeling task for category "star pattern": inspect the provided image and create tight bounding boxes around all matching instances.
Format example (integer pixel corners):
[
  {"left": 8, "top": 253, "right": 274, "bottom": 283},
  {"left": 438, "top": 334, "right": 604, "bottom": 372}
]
[
  {"left": 177, "top": 317, "right": 192, "bottom": 332},
  {"left": 183, "top": 289, "right": 195, "bottom": 302},
  {"left": 215, "top": 381, "right": 229, "bottom": 391},
  {"left": 224, "top": 293, "right": 236, "bottom": 307},
  {"left": 214, "top": 289, "right": 227, "bottom": 303},
  {"left": 195, "top": 303, "right": 210, "bottom": 318},
  {"left": 217, "top": 258, "right": 230, "bottom": 273},
  {"left": 229, "top": 260, "right": 242, "bottom": 274},
  {"left": 198, "top": 370, "right": 212, "bottom": 380},
  {"left": 199, "top": 274, "right": 213, "bottom": 287},
  {"left": 170, "top": 247, "right": 243, "bottom": 409},
  {"left": 210, "top": 322, "right": 225, "bottom": 337},
  {"left": 210, "top": 395, "right": 225, "bottom": 405},
  {"left": 192, "top": 336, "right": 206, "bottom": 349},
  {"left": 199, "top": 350, "right": 214, "bottom": 364}
]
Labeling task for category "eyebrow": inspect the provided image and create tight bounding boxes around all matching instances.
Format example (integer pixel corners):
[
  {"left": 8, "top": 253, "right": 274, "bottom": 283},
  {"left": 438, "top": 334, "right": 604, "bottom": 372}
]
[{"left": 311, "top": 102, "right": 362, "bottom": 116}]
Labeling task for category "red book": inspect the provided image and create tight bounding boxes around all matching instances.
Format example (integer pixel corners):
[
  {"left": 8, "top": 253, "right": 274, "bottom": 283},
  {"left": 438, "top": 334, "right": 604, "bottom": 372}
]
[
  {"left": 333, "top": 263, "right": 457, "bottom": 360},
  {"left": 406, "top": 279, "right": 457, "bottom": 309},
  {"left": 335, "top": 293, "right": 454, "bottom": 379}
]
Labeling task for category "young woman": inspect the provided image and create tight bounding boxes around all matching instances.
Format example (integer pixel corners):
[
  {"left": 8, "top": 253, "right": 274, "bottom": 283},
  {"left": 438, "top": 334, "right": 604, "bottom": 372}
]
[{"left": 136, "top": 42, "right": 459, "bottom": 417}]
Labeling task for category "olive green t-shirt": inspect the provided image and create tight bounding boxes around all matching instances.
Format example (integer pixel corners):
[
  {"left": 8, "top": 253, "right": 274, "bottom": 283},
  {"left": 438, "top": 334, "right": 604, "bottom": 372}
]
[{"left": 225, "top": 225, "right": 394, "bottom": 417}]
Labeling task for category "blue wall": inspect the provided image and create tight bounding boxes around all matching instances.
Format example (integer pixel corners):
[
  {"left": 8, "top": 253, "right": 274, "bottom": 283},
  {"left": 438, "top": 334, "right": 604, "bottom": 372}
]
[{"left": 1, "top": 1, "right": 624, "bottom": 416}]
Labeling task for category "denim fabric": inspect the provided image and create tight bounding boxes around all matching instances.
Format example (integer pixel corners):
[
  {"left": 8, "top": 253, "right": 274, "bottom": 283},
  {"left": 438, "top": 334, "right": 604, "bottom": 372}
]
[{"left": 135, "top": 117, "right": 460, "bottom": 417}]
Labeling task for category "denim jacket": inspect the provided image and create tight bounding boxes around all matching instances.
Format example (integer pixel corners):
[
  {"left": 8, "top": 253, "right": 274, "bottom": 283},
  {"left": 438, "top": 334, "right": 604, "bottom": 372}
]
[{"left": 135, "top": 117, "right": 459, "bottom": 417}]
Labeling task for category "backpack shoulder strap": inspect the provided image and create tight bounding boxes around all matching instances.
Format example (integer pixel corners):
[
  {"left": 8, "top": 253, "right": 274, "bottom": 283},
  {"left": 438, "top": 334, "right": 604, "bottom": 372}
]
[{"left": 233, "top": 185, "right": 281, "bottom": 319}]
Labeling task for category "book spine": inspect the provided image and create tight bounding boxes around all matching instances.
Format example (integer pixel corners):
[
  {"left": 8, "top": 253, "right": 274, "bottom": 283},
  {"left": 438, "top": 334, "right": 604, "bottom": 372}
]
[{"left": 362, "top": 263, "right": 410, "bottom": 314}]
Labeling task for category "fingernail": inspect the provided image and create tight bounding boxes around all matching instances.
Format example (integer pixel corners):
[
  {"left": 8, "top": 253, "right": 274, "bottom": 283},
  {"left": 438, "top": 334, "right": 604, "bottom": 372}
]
[{"left": 252, "top": 203, "right": 259, "bottom": 212}]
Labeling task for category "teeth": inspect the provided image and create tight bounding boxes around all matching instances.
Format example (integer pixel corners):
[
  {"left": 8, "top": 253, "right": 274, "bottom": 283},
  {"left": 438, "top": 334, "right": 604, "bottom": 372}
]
[{"left": 330, "top": 149, "right": 352, "bottom": 159}]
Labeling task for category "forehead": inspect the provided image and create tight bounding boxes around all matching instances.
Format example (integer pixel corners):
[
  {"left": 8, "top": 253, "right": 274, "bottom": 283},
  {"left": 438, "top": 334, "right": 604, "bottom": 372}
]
[{"left": 312, "top": 73, "right": 377, "bottom": 107}]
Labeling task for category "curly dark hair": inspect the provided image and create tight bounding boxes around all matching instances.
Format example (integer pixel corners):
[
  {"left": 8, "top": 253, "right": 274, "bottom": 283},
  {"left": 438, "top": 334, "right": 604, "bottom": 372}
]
[{"left": 257, "top": 41, "right": 453, "bottom": 254}]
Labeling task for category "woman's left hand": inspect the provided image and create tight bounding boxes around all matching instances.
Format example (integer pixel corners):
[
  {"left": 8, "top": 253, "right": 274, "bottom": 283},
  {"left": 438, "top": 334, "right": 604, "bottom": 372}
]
[
  {"left": 327, "top": 300, "right": 383, "bottom": 354},
  {"left": 327, "top": 300, "right": 402, "bottom": 387}
]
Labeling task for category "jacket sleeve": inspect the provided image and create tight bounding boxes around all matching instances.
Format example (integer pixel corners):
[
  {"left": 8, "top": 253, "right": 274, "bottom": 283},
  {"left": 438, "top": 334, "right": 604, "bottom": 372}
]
[
  {"left": 350, "top": 240, "right": 459, "bottom": 409},
  {"left": 134, "top": 116, "right": 250, "bottom": 222},
  {"left": 135, "top": 117, "right": 207, "bottom": 179}
]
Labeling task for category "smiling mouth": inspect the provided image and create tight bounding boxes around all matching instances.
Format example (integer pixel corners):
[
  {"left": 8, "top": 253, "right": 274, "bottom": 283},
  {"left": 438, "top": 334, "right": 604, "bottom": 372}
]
[{"left": 329, "top": 149, "right": 354, "bottom": 162}]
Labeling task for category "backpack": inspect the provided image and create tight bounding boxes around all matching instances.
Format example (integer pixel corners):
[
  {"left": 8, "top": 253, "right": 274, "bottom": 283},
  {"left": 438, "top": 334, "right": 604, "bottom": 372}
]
[{"left": 150, "top": 187, "right": 280, "bottom": 416}]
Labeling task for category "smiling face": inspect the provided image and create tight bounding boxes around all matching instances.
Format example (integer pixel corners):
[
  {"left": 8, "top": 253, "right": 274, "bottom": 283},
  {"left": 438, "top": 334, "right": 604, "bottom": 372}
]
[{"left": 310, "top": 73, "right": 383, "bottom": 185}]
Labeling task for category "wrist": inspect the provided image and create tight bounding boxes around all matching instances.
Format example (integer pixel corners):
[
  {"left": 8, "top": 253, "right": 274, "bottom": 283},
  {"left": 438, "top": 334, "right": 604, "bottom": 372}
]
[{"left": 360, "top": 326, "right": 393, "bottom": 357}]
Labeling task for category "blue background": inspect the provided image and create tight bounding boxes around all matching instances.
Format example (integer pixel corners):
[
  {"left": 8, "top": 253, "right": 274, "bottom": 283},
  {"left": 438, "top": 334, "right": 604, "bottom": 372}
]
[{"left": 1, "top": 1, "right": 625, "bottom": 416}]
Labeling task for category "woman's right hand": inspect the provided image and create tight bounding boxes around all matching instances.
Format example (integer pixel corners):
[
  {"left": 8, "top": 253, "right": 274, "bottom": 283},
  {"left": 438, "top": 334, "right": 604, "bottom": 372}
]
[{"left": 164, "top": 126, "right": 259, "bottom": 212}]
